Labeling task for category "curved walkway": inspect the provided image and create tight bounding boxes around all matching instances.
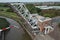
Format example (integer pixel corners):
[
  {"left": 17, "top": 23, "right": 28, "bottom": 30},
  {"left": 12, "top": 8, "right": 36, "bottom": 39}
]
[{"left": 0, "top": 16, "right": 25, "bottom": 40}]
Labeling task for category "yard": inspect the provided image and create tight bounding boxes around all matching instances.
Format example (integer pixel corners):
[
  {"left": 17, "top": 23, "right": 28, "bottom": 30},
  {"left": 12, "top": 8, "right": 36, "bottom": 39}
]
[{"left": 41, "top": 9, "right": 60, "bottom": 18}]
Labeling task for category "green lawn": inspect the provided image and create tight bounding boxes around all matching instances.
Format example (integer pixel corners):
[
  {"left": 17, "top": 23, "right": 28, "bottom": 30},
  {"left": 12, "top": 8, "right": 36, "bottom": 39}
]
[
  {"left": 41, "top": 9, "right": 60, "bottom": 18},
  {"left": 0, "top": 18, "right": 10, "bottom": 29}
]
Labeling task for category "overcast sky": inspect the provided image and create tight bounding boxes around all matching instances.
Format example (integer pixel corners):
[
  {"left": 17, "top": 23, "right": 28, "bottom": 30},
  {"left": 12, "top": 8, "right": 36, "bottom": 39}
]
[{"left": 0, "top": 0, "right": 60, "bottom": 2}]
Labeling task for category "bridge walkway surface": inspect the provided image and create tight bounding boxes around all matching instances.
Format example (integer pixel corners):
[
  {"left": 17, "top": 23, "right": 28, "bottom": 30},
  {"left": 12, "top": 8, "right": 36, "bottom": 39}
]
[{"left": 34, "top": 33, "right": 54, "bottom": 40}]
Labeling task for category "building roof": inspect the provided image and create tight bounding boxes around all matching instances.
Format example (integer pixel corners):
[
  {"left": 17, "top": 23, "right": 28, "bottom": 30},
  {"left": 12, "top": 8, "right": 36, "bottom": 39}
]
[{"left": 31, "top": 14, "right": 52, "bottom": 22}]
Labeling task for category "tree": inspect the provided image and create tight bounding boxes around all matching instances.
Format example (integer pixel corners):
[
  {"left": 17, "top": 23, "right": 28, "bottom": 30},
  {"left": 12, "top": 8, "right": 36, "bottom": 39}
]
[
  {"left": 36, "top": 8, "right": 41, "bottom": 13},
  {"left": 26, "top": 4, "right": 37, "bottom": 13},
  {"left": 36, "top": 8, "right": 42, "bottom": 15}
]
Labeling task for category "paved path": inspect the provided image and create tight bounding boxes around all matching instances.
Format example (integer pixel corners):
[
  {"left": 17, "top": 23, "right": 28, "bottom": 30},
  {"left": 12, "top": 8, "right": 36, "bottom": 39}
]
[
  {"left": 0, "top": 16, "right": 25, "bottom": 40},
  {"left": 34, "top": 34, "right": 54, "bottom": 40},
  {"left": 49, "top": 16, "right": 60, "bottom": 40}
]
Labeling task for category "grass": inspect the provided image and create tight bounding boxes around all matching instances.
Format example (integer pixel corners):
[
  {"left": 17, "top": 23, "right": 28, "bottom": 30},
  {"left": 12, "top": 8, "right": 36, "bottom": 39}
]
[
  {"left": 41, "top": 9, "right": 60, "bottom": 18},
  {"left": 0, "top": 18, "right": 10, "bottom": 29}
]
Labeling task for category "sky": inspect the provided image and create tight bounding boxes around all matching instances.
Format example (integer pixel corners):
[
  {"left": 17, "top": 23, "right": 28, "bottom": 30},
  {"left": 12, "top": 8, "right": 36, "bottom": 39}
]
[{"left": 0, "top": 0, "right": 60, "bottom": 2}]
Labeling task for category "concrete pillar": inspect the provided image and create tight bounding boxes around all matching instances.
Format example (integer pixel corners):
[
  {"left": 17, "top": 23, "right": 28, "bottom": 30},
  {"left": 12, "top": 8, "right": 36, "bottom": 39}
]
[
  {"left": 47, "top": 28, "right": 50, "bottom": 33},
  {"left": 45, "top": 28, "right": 47, "bottom": 34}
]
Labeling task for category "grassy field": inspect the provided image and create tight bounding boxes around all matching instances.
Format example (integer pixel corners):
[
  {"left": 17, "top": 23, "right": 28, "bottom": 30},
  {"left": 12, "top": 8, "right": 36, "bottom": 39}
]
[
  {"left": 41, "top": 9, "right": 60, "bottom": 18},
  {"left": 0, "top": 5, "right": 20, "bottom": 21},
  {"left": 0, "top": 18, "right": 10, "bottom": 29}
]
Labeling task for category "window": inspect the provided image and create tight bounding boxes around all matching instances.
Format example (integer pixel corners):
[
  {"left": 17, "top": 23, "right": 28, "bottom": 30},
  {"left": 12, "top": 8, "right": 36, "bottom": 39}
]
[
  {"left": 21, "top": 10, "right": 24, "bottom": 14},
  {"left": 17, "top": 5, "right": 20, "bottom": 7},
  {"left": 23, "top": 5, "right": 25, "bottom": 8},
  {"left": 21, "top": 10, "right": 24, "bottom": 12},
  {"left": 26, "top": 14, "right": 28, "bottom": 17},
  {"left": 29, "top": 19, "right": 32, "bottom": 22},
  {"left": 34, "top": 24, "right": 37, "bottom": 26},
  {"left": 18, "top": 7, "right": 21, "bottom": 9}
]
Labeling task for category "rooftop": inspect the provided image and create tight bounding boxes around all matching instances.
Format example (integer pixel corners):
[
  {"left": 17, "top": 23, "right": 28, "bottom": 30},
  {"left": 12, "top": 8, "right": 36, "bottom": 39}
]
[{"left": 31, "top": 14, "right": 52, "bottom": 22}]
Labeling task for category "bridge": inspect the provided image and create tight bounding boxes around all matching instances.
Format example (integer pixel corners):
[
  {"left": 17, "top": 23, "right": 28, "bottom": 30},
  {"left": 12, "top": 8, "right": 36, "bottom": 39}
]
[{"left": 8, "top": 3, "right": 55, "bottom": 40}]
